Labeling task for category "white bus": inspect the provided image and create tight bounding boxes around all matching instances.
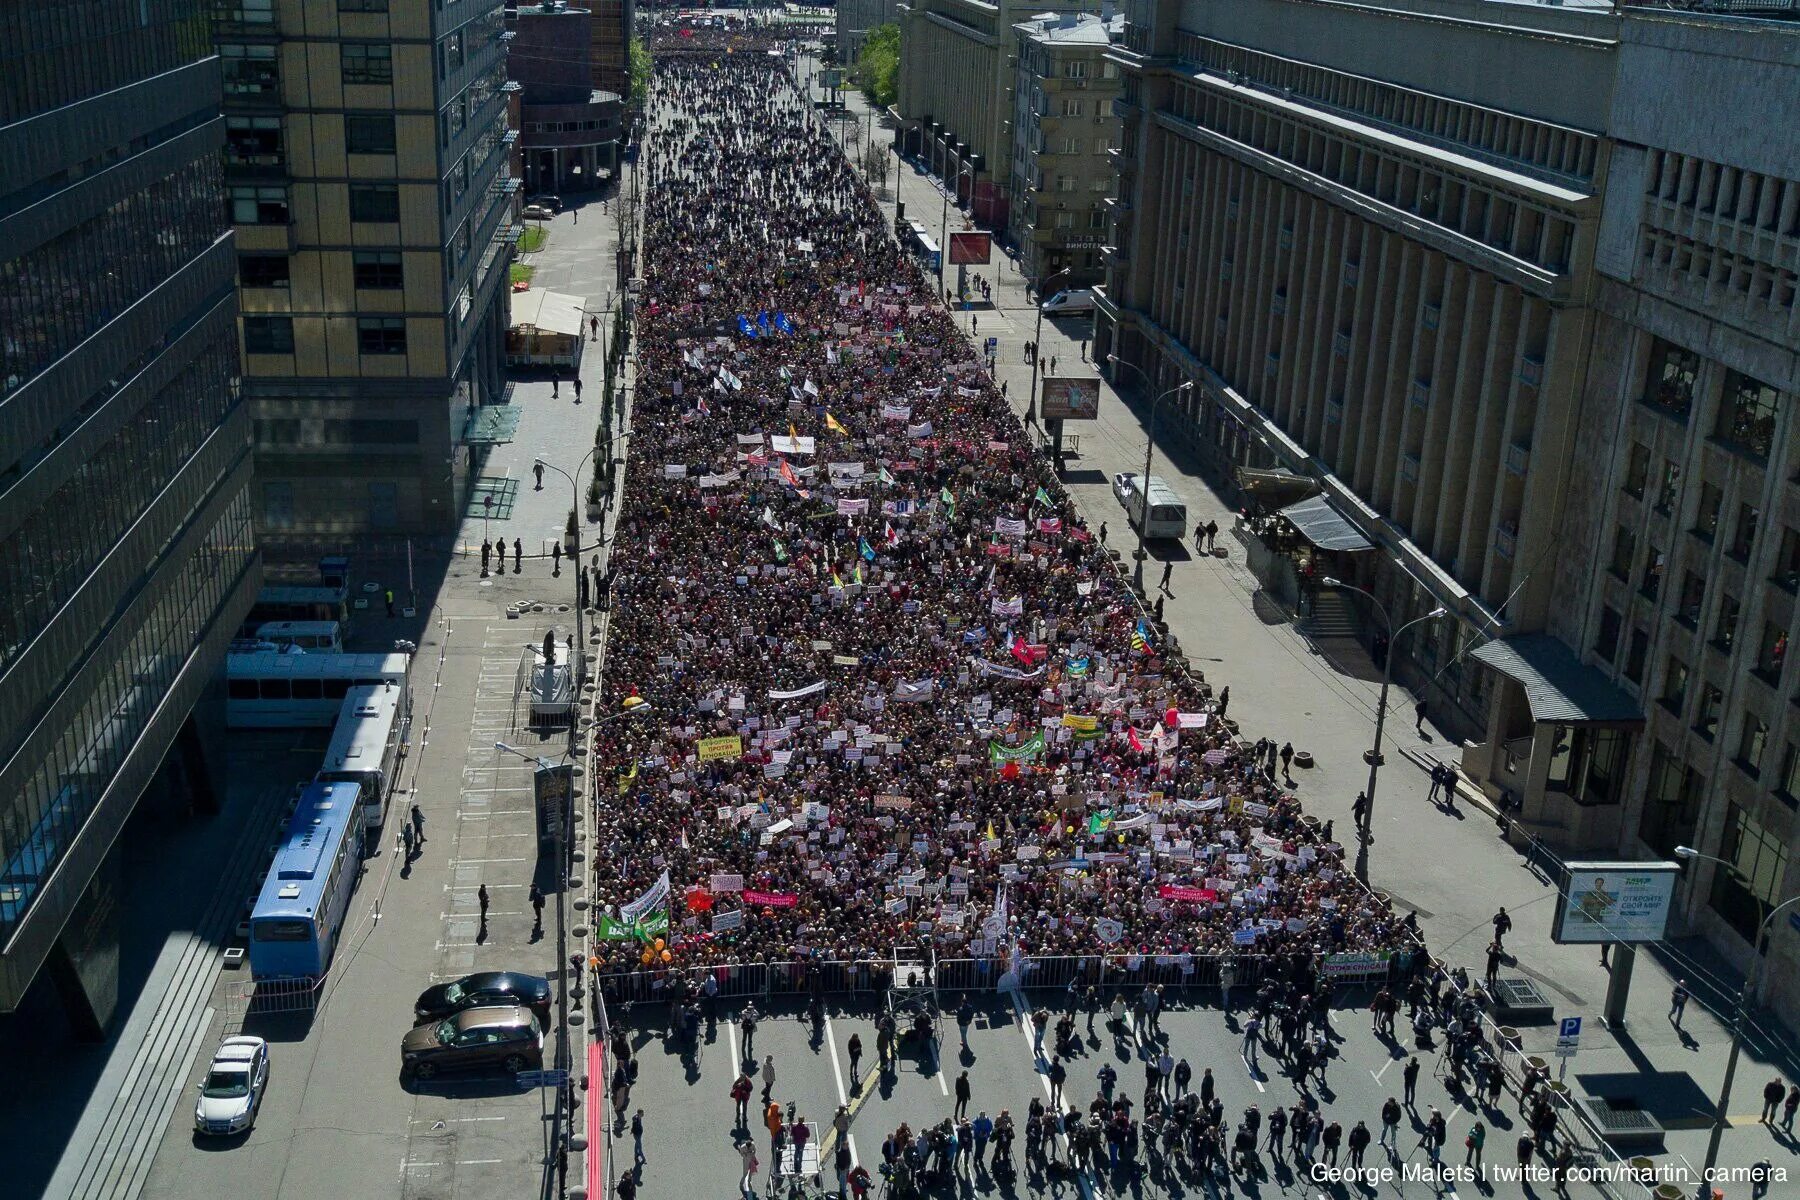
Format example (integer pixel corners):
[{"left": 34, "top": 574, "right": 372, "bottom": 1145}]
[
  {"left": 1128, "top": 475, "right": 1189, "bottom": 540},
  {"left": 314, "top": 683, "right": 412, "bottom": 836},
  {"left": 226, "top": 651, "right": 412, "bottom": 729}
]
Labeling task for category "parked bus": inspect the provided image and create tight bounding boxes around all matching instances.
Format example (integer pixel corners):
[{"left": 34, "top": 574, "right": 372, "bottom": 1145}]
[
  {"left": 253, "top": 621, "right": 344, "bottom": 654},
  {"left": 314, "top": 683, "right": 411, "bottom": 837},
  {"left": 248, "top": 782, "right": 365, "bottom": 981},
  {"left": 226, "top": 651, "right": 411, "bottom": 729},
  {"left": 247, "top": 583, "right": 350, "bottom": 628},
  {"left": 1127, "top": 475, "right": 1189, "bottom": 540}
]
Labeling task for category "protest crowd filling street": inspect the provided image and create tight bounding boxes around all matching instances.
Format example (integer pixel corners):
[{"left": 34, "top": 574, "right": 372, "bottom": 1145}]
[{"left": 592, "top": 38, "right": 1417, "bottom": 988}]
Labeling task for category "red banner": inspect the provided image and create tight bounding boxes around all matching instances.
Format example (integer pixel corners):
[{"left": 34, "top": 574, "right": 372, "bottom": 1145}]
[
  {"left": 1159, "top": 885, "right": 1218, "bottom": 904},
  {"left": 743, "top": 889, "right": 799, "bottom": 908}
]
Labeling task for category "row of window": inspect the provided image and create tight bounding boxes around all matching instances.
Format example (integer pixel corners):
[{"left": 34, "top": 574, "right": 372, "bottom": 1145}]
[
  {"left": 1173, "top": 32, "right": 1600, "bottom": 182},
  {"left": 240, "top": 250, "right": 406, "bottom": 291},
  {"left": 0, "top": 340, "right": 238, "bottom": 675},
  {"left": 1638, "top": 336, "right": 1786, "bottom": 459},
  {"left": 253, "top": 417, "right": 420, "bottom": 446},
  {"left": 1645, "top": 148, "right": 1800, "bottom": 239},
  {"left": 1167, "top": 80, "right": 1578, "bottom": 274},
  {"left": 228, "top": 109, "right": 397, "bottom": 159},
  {"left": 1640, "top": 227, "right": 1799, "bottom": 315},
  {"left": 1, "top": 155, "right": 226, "bottom": 401},
  {"left": 243, "top": 315, "right": 408, "bottom": 356},
  {"left": 0, "top": 489, "right": 254, "bottom": 944},
  {"left": 0, "top": 0, "right": 213, "bottom": 126}
]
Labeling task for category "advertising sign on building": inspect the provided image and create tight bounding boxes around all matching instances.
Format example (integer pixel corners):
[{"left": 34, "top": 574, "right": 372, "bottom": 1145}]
[
  {"left": 948, "top": 231, "right": 993, "bottom": 266},
  {"left": 1550, "top": 861, "right": 1680, "bottom": 944},
  {"left": 1040, "top": 377, "right": 1101, "bottom": 421}
]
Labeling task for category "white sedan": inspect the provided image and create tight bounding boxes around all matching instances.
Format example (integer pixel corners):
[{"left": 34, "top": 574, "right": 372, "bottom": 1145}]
[
  {"left": 1112, "top": 472, "right": 1140, "bottom": 507},
  {"left": 194, "top": 1035, "right": 269, "bottom": 1137}
]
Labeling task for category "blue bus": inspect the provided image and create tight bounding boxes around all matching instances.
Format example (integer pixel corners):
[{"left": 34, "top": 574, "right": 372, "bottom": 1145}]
[{"left": 248, "top": 782, "right": 365, "bottom": 981}]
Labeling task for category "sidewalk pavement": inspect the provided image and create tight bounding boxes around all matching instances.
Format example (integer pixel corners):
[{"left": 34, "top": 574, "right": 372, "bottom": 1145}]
[{"left": 814, "top": 76, "right": 1800, "bottom": 1187}]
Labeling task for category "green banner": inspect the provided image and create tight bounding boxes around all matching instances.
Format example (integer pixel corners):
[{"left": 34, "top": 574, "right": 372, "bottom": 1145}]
[
  {"left": 597, "top": 909, "right": 670, "bottom": 943},
  {"left": 988, "top": 733, "right": 1045, "bottom": 765}
]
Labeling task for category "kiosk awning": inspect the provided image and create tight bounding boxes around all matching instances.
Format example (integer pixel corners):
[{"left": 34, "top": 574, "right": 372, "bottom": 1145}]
[
  {"left": 1470, "top": 635, "right": 1642, "bottom": 726},
  {"left": 1278, "top": 495, "right": 1373, "bottom": 552}
]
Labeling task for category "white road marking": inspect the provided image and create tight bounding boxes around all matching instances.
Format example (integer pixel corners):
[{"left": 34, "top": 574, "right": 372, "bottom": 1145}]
[
  {"left": 1372, "top": 1058, "right": 1396, "bottom": 1083},
  {"left": 823, "top": 1014, "right": 859, "bottom": 1169},
  {"left": 1005, "top": 989, "right": 1094, "bottom": 1199},
  {"left": 447, "top": 856, "right": 528, "bottom": 865},
  {"left": 1244, "top": 1054, "right": 1266, "bottom": 1091}
]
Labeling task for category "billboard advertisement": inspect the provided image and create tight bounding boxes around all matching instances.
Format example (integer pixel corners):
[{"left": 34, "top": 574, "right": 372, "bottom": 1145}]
[
  {"left": 1550, "top": 861, "right": 1680, "bottom": 944},
  {"left": 1040, "top": 377, "right": 1101, "bottom": 421},
  {"left": 820, "top": 68, "right": 845, "bottom": 91},
  {"left": 948, "top": 231, "right": 992, "bottom": 266}
]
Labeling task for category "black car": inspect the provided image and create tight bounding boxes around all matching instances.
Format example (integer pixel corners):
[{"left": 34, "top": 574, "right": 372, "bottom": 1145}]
[{"left": 414, "top": 972, "right": 552, "bottom": 1025}]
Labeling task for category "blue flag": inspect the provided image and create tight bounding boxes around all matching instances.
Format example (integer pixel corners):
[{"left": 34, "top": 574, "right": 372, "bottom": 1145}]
[
  {"left": 775, "top": 312, "right": 795, "bottom": 335},
  {"left": 756, "top": 310, "right": 770, "bottom": 329},
  {"left": 859, "top": 537, "right": 877, "bottom": 562},
  {"left": 737, "top": 315, "right": 754, "bottom": 337}
]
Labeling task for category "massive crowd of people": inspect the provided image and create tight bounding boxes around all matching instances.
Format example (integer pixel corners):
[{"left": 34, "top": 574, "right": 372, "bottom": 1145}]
[{"left": 589, "top": 45, "right": 1414, "bottom": 978}]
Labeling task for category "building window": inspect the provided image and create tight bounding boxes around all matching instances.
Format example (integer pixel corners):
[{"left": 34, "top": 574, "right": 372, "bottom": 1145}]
[
  {"left": 1642, "top": 337, "right": 1699, "bottom": 419},
  {"left": 349, "top": 184, "right": 401, "bottom": 223},
  {"left": 353, "top": 251, "right": 404, "bottom": 289},
  {"left": 1730, "top": 502, "right": 1760, "bottom": 562},
  {"left": 1641, "top": 547, "right": 1664, "bottom": 601},
  {"left": 1102, "top": 60, "right": 1119, "bottom": 80},
  {"left": 1596, "top": 605, "right": 1622, "bottom": 662},
  {"left": 1738, "top": 715, "right": 1770, "bottom": 777},
  {"left": 1755, "top": 621, "right": 1788, "bottom": 682},
  {"left": 1061, "top": 137, "right": 1083, "bottom": 156},
  {"left": 220, "top": 44, "right": 279, "bottom": 97},
  {"left": 1062, "top": 98, "right": 1084, "bottom": 117},
  {"left": 239, "top": 254, "right": 290, "bottom": 289},
  {"left": 243, "top": 315, "right": 294, "bottom": 354},
  {"left": 1089, "top": 209, "right": 1109, "bottom": 230},
  {"left": 1623, "top": 442, "right": 1650, "bottom": 498},
  {"left": 225, "top": 115, "right": 284, "bottom": 165},
  {"left": 1661, "top": 656, "right": 1689, "bottom": 715},
  {"left": 1543, "top": 726, "right": 1627, "bottom": 805},
  {"left": 1715, "top": 370, "right": 1780, "bottom": 459},
  {"left": 342, "top": 43, "right": 394, "bottom": 86},
  {"left": 1677, "top": 570, "right": 1705, "bottom": 626},
  {"left": 357, "top": 317, "right": 407, "bottom": 355},
  {"left": 1775, "top": 527, "right": 1800, "bottom": 592},
  {"left": 1693, "top": 481, "right": 1722, "bottom": 540},
  {"left": 1715, "top": 593, "right": 1741, "bottom": 652},
  {"left": 1625, "top": 628, "right": 1649, "bottom": 685},
  {"left": 229, "top": 185, "right": 288, "bottom": 225},
  {"left": 339, "top": 0, "right": 390, "bottom": 9},
  {"left": 1709, "top": 803, "right": 1791, "bottom": 944},
  {"left": 1090, "top": 176, "right": 1111, "bottom": 192},
  {"left": 1640, "top": 742, "right": 1702, "bottom": 859},
  {"left": 1696, "top": 683, "right": 1722, "bottom": 738},
  {"left": 1066, "top": 61, "right": 1089, "bottom": 79},
  {"left": 1610, "top": 526, "right": 1637, "bottom": 580},
  {"left": 1054, "top": 211, "right": 1075, "bottom": 229},
  {"left": 1780, "top": 744, "right": 1800, "bottom": 805},
  {"left": 1654, "top": 459, "right": 1682, "bottom": 513},
  {"left": 346, "top": 114, "right": 397, "bottom": 155}
]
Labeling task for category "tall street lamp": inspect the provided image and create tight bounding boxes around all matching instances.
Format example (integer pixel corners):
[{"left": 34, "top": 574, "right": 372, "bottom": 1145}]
[
  {"left": 535, "top": 431, "right": 632, "bottom": 709},
  {"left": 1106, "top": 354, "right": 1191, "bottom": 591},
  {"left": 939, "top": 161, "right": 972, "bottom": 293},
  {"left": 1672, "top": 844, "right": 1800, "bottom": 1195},
  {"left": 1024, "top": 267, "right": 1071, "bottom": 427},
  {"left": 1319, "top": 577, "right": 1445, "bottom": 860}
]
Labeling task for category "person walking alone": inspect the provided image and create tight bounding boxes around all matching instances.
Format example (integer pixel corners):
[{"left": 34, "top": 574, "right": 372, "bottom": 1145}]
[{"left": 530, "top": 882, "right": 545, "bottom": 936}]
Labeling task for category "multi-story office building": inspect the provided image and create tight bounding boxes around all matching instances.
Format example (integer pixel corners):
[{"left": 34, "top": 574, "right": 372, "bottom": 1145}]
[
  {"left": 1529, "top": 10, "right": 1800, "bottom": 1020},
  {"left": 0, "top": 1, "right": 258, "bottom": 1034},
  {"left": 894, "top": 0, "right": 1095, "bottom": 230},
  {"left": 509, "top": 3, "right": 625, "bottom": 194},
  {"left": 586, "top": 0, "right": 636, "bottom": 101},
  {"left": 218, "top": 0, "right": 516, "bottom": 539},
  {"left": 1104, "top": 0, "right": 1800, "bottom": 1023},
  {"left": 1008, "top": 12, "right": 1123, "bottom": 286},
  {"left": 836, "top": 0, "right": 901, "bottom": 64}
]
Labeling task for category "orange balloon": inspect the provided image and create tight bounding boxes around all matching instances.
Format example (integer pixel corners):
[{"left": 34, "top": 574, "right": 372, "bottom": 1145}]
[
  {"left": 641, "top": 949, "right": 654, "bottom": 965},
  {"left": 660, "top": 949, "right": 673, "bottom": 963},
  {"left": 654, "top": 937, "right": 666, "bottom": 951}
]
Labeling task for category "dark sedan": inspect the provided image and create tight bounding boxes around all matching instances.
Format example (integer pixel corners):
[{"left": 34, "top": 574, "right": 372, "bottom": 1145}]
[{"left": 413, "top": 971, "right": 551, "bottom": 1025}]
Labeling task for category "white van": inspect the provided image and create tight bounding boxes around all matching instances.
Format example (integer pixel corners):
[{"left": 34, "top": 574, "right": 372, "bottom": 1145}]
[
  {"left": 1040, "top": 288, "right": 1096, "bottom": 315},
  {"left": 1127, "top": 475, "right": 1188, "bottom": 539},
  {"left": 253, "top": 621, "right": 345, "bottom": 653}
]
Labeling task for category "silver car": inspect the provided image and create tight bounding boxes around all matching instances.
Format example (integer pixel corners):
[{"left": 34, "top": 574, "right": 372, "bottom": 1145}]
[{"left": 194, "top": 1035, "right": 269, "bottom": 1137}]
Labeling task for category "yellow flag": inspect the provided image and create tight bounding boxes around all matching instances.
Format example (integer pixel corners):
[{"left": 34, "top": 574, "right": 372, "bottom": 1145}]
[
  {"left": 789, "top": 421, "right": 800, "bottom": 441},
  {"left": 826, "top": 412, "right": 846, "bottom": 435}
]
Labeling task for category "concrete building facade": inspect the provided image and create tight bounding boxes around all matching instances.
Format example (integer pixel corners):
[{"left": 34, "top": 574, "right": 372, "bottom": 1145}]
[
  {"left": 895, "top": 0, "right": 1096, "bottom": 231},
  {"left": 217, "top": 0, "right": 516, "bottom": 541},
  {"left": 1008, "top": 11, "right": 1123, "bottom": 286},
  {"left": 0, "top": 0, "right": 259, "bottom": 1032},
  {"left": 508, "top": 3, "right": 625, "bottom": 194},
  {"left": 1103, "top": 0, "right": 1800, "bottom": 1023},
  {"left": 1529, "top": 10, "right": 1800, "bottom": 1019}
]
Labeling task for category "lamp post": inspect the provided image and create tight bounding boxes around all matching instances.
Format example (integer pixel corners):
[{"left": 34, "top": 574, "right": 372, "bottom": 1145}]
[
  {"left": 1318, "top": 577, "right": 1445, "bottom": 856},
  {"left": 496, "top": 697, "right": 650, "bottom": 1196},
  {"left": 535, "top": 431, "right": 632, "bottom": 705},
  {"left": 1106, "top": 354, "right": 1191, "bottom": 590},
  {"left": 1024, "top": 267, "right": 1071, "bottom": 427},
  {"left": 939, "top": 161, "right": 972, "bottom": 293},
  {"left": 1672, "top": 845, "right": 1800, "bottom": 1195}
]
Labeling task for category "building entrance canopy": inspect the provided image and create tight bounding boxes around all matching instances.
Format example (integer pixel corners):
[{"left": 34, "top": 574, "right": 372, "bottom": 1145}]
[
  {"left": 1470, "top": 634, "right": 1642, "bottom": 726},
  {"left": 1278, "top": 495, "right": 1373, "bottom": 553}
]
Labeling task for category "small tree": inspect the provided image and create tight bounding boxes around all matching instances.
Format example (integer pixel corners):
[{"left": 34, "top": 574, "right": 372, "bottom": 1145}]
[
  {"left": 854, "top": 25, "right": 900, "bottom": 110},
  {"left": 863, "top": 141, "right": 889, "bottom": 190},
  {"left": 627, "top": 37, "right": 652, "bottom": 110}
]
